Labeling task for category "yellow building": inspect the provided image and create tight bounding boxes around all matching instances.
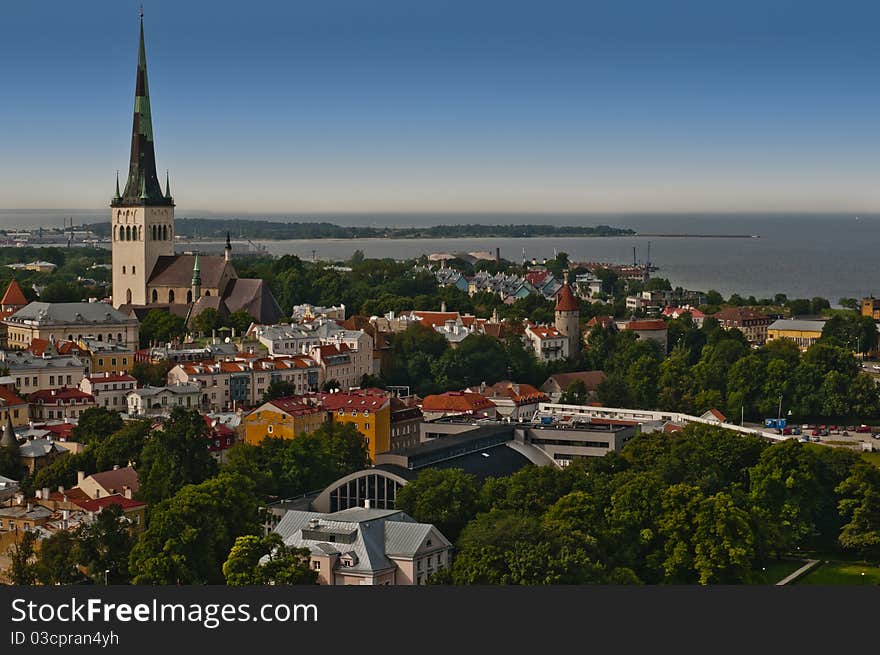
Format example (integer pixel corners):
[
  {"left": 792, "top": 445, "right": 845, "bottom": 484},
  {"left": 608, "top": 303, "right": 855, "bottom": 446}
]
[
  {"left": 766, "top": 319, "right": 826, "bottom": 351},
  {"left": 82, "top": 340, "right": 136, "bottom": 374},
  {"left": 244, "top": 398, "right": 326, "bottom": 445},
  {"left": 323, "top": 390, "right": 391, "bottom": 461}
]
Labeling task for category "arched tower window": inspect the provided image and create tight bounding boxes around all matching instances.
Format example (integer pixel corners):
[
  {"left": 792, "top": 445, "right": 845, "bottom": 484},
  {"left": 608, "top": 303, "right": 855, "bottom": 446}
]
[
  {"left": 204, "top": 290, "right": 210, "bottom": 297},
  {"left": 139, "top": 226, "right": 143, "bottom": 241},
  {"left": 119, "top": 226, "right": 125, "bottom": 241},
  {"left": 126, "top": 289, "right": 132, "bottom": 304},
  {"left": 168, "top": 289, "right": 175, "bottom": 303},
  {"left": 151, "top": 289, "right": 158, "bottom": 303},
  {"left": 122, "top": 266, "right": 126, "bottom": 275},
  {"left": 163, "top": 225, "right": 168, "bottom": 241},
  {"left": 186, "top": 290, "right": 192, "bottom": 303},
  {"left": 125, "top": 226, "right": 131, "bottom": 241}
]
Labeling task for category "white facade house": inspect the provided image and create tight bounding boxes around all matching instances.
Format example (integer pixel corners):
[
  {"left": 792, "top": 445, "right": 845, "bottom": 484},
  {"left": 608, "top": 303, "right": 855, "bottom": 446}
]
[{"left": 126, "top": 383, "right": 201, "bottom": 417}]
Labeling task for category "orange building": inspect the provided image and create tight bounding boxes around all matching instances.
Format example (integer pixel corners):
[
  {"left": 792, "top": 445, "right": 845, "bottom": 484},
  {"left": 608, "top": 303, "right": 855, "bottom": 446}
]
[
  {"left": 322, "top": 389, "right": 391, "bottom": 461},
  {"left": 243, "top": 397, "right": 326, "bottom": 445}
]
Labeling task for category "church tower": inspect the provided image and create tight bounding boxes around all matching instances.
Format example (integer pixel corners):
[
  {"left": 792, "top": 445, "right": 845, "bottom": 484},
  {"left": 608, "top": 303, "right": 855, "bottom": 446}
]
[
  {"left": 111, "top": 13, "right": 175, "bottom": 308},
  {"left": 555, "top": 272, "right": 581, "bottom": 358}
]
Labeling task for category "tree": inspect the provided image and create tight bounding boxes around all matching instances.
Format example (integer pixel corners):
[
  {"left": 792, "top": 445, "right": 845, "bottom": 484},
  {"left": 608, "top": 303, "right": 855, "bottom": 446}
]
[
  {"left": 36, "top": 531, "right": 83, "bottom": 585},
  {"left": 227, "top": 310, "right": 257, "bottom": 335},
  {"left": 839, "top": 298, "right": 858, "bottom": 310},
  {"left": 191, "top": 307, "right": 221, "bottom": 336},
  {"left": 130, "top": 360, "right": 173, "bottom": 387},
  {"left": 395, "top": 469, "right": 481, "bottom": 542},
  {"left": 223, "top": 533, "right": 317, "bottom": 585},
  {"left": 93, "top": 420, "right": 150, "bottom": 471},
  {"left": 71, "top": 407, "right": 124, "bottom": 445},
  {"left": 40, "top": 280, "right": 84, "bottom": 302},
  {"left": 836, "top": 463, "right": 880, "bottom": 560},
  {"left": 692, "top": 492, "right": 756, "bottom": 584},
  {"left": 74, "top": 503, "right": 135, "bottom": 584},
  {"left": 7, "top": 531, "right": 39, "bottom": 585},
  {"left": 137, "top": 408, "right": 218, "bottom": 505},
  {"left": 129, "top": 473, "right": 261, "bottom": 584},
  {"left": 559, "top": 380, "right": 588, "bottom": 405},
  {"left": 263, "top": 380, "right": 297, "bottom": 401},
  {"left": 139, "top": 309, "right": 186, "bottom": 348}
]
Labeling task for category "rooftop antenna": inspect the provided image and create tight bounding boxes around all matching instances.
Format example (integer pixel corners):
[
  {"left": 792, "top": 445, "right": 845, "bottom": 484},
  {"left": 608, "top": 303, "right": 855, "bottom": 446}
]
[
  {"left": 139, "top": 5, "right": 144, "bottom": 19},
  {"left": 632, "top": 246, "right": 637, "bottom": 267}
]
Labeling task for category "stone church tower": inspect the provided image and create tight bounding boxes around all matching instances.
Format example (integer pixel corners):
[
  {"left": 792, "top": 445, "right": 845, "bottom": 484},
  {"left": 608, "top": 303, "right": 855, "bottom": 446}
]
[
  {"left": 111, "top": 15, "right": 175, "bottom": 308},
  {"left": 555, "top": 272, "right": 581, "bottom": 357}
]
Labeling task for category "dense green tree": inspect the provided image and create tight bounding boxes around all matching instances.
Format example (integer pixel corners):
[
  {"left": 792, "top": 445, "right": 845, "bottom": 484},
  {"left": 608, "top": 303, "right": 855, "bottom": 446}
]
[
  {"left": 692, "top": 492, "right": 756, "bottom": 584},
  {"left": 130, "top": 361, "right": 173, "bottom": 387},
  {"left": 559, "top": 380, "right": 588, "bottom": 405},
  {"left": 836, "top": 463, "right": 880, "bottom": 560},
  {"left": 71, "top": 407, "right": 124, "bottom": 445},
  {"left": 129, "top": 473, "right": 261, "bottom": 584},
  {"left": 191, "top": 307, "right": 221, "bottom": 336},
  {"left": 36, "top": 531, "right": 83, "bottom": 585},
  {"left": 223, "top": 533, "right": 317, "bottom": 585},
  {"left": 395, "top": 469, "right": 481, "bottom": 542},
  {"left": 75, "top": 503, "right": 135, "bottom": 584},
  {"left": 6, "top": 531, "right": 39, "bottom": 585},
  {"left": 139, "top": 309, "right": 186, "bottom": 348},
  {"left": 137, "top": 408, "right": 219, "bottom": 505}
]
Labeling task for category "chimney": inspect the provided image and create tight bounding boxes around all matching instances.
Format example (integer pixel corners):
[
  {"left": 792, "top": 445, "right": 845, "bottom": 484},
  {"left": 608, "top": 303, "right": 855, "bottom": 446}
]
[
  {"left": 42, "top": 487, "right": 49, "bottom": 500},
  {"left": 364, "top": 499, "right": 371, "bottom": 509},
  {"left": 57, "top": 485, "right": 64, "bottom": 494},
  {"left": 77, "top": 470, "right": 85, "bottom": 486},
  {"left": 123, "top": 485, "right": 132, "bottom": 499},
  {"left": 441, "top": 301, "right": 447, "bottom": 313},
  {"left": 26, "top": 502, "right": 32, "bottom": 513}
]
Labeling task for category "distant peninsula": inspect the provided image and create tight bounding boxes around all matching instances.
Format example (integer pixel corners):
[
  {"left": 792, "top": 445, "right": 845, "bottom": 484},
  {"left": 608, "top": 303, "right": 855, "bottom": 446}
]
[{"left": 85, "top": 219, "right": 636, "bottom": 241}]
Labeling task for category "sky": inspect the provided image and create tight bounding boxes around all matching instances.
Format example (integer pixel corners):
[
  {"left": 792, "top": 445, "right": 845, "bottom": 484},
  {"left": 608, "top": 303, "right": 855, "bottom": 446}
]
[{"left": 3, "top": 0, "right": 880, "bottom": 214}]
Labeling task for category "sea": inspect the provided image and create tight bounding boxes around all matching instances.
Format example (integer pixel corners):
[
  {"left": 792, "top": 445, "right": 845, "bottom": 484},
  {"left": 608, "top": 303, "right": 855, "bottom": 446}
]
[{"left": 2, "top": 209, "right": 878, "bottom": 303}]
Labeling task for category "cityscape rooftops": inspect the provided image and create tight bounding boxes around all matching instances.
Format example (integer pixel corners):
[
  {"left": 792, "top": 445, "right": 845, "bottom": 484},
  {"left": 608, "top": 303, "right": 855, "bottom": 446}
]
[{"left": 5, "top": 302, "right": 136, "bottom": 326}]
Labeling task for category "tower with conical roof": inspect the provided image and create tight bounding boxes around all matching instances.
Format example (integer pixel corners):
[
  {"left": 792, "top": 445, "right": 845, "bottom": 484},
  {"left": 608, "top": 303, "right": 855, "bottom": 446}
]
[
  {"left": 555, "top": 272, "right": 580, "bottom": 357},
  {"left": 191, "top": 253, "right": 202, "bottom": 301},
  {"left": 0, "top": 413, "right": 18, "bottom": 452},
  {"left": 111, "top": 11, "right": 175, "bottom": 308}
]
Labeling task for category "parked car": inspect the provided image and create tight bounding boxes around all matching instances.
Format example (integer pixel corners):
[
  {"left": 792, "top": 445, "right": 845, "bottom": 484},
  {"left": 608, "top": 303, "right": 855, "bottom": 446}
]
[
  {"left": 811, "top": 436, "right": 821, "bottom": 442},
  {"left": 782, "top": 427, "right": 794, "bottom": 435},
  {"left": 793, "top": 428, "right": 802, "bottom": 435},
  {"left": 846, "top": 425, "right": 856, "bottom": 432},
  {"left": 813, "top": 429, "right": 823, "bottom": 436},
  {"left": 856, "top": 425, "right": 872, "bottom": 433},
  {"left": 829, "top": 425, "right": 838, "bottom": 432}
]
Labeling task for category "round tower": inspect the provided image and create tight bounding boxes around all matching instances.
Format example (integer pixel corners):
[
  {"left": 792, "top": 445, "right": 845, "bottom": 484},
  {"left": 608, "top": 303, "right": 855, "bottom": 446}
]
[{"left": 555, "top": 272, "right": 580, "bottom": 358}]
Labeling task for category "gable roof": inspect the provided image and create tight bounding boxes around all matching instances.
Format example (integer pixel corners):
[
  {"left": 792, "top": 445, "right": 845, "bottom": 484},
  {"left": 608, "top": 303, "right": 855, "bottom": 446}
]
[
  {"left": 1, "top": 279, "right": 27, "bottom": 307},
  {"left": 625, "top": 319, "right": 667, "bottom": 331},
  {"left": 422, "top": 391, "right": 496, "bottom": 413},
  {"left": 221, "top": 278, "right": 284, "bottom": 324},
  {"left": 541, "top": 370, "right": 607, "bottom": 393},
  {"left": 148, "top": 255, "right": 233, "bottom": 289},
  {"left": 84, "top": 466, "right": 140, "bottom": 495}
]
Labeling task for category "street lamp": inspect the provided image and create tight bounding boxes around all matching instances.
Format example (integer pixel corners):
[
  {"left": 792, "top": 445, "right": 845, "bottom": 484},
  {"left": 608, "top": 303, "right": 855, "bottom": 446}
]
[{"left": 104, "top": 569, "right": 110, "bottom": 586}]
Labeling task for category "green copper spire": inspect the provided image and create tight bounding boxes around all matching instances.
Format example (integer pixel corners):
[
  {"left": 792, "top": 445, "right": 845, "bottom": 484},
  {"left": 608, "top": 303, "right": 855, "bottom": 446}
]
[
  {"left": 192, "top": 253, "right": 202, "bottom": 287},
  {"left": 114, "top": 170, "right": 121, "bottom": 201},
  {"left": 114, "top": 13, "right": 172, "bottom": 207},
  {"left": 165, "top": 170, "right": 172, "bottom": 200}
]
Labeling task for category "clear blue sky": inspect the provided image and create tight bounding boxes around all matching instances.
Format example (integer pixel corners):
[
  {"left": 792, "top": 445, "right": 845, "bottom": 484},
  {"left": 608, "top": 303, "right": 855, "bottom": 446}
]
[{"left": 3, "top": 0, "right": 880, "bottom": 213}]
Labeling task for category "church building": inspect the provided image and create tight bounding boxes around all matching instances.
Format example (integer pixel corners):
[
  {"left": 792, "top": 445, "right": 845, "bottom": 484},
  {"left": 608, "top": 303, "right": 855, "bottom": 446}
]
[{"left": 111, "top": 16, "right": 282, "bottom": 326}]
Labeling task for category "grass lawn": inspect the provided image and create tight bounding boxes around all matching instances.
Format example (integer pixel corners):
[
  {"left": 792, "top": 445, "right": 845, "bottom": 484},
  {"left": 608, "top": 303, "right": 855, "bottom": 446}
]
[
  {"left": 861, "top": 451, "right": 880, "bottom": 467},
  {"left": 750, "top": 559, "right": 807, "bottom": 584},
  {"left": 797, "top": 560, "right": 880, "bottom": 585}
]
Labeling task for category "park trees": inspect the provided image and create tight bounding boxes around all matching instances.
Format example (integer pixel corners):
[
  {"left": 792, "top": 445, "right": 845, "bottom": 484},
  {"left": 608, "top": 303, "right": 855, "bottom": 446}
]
[{"left": 223, "top": 533, "right": 317, "bottom": 585}]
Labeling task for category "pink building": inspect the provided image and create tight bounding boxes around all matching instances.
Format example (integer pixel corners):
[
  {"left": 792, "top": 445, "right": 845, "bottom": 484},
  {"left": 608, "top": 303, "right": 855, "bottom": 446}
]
[{"left": 273, "top": 507, "right": 452, "bottom": 585}]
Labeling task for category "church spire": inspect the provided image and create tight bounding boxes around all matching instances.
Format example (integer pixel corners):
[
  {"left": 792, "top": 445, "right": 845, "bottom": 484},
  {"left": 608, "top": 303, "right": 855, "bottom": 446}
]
[
  {"left": 165, "top": 170, "right": 173, "bottom": 200},
  {"left": 114, "top": 12, "right": 172, "bottom": 207}
]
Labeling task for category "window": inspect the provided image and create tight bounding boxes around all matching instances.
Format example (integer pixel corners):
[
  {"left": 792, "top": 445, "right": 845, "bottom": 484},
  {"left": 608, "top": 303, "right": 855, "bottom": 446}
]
[{"left": 312, "top": 561, "right": 321, "bottom": 571}]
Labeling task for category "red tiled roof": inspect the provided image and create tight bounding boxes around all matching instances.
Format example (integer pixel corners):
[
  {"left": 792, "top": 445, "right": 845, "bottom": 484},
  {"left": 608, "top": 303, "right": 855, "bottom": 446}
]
[
  {"left": 528, "top": 325, "right": 563, "bottom": 339},
  {"left": 264, "top": 396, "right": 323, "bottom": 417},
  {"left": 482, "top": 382, "right": 549, "bottom": 405},
  {"left": 704, "top": 408, "right": 727, "bottom": 422},
  {"left": 525, "top": 270, "right": 551, "bottom": 287},
  {"left": 1, "top": 279, "right": 27, "bottom": 307},
  {"left": 625, "top": 319, "right": 667, "bottom": 331},
  {"left": 30, "top": 388, "right": 94, "bottom": 404},
  {"left": 321, "top": 389, "right": 389, "bottom": 412},
  {"left": 587, "top": 315, "right": 615, "bottom": 328},
  {"left": 75, "top": 495, "right": 147, "bottom": 513},
  {"left": 554, "top": 283, "right": 579, "bottom": 312},
  {"left": 711, "top": 307, "right": 769, "bottom": 323},
  {"left": 663, "top": 423, "right": 685, "bottom": 433},
  {"left": 43, "top": 423, "right": 75, "bottom": 440},
  {"left": 0, "top": 386, "right": 26, "bottom": 407},
  {"left": 661, "top": 306, "right": 706, "bottom": 319},
  {"left": 407, "top": 311, "right": 463, "bottom": 328},
  {"left": 85, "top": 466, "right": 139, "bottom": 495},
  {"left": 422, "top": 391, "right": 496, "bottom": 413}
]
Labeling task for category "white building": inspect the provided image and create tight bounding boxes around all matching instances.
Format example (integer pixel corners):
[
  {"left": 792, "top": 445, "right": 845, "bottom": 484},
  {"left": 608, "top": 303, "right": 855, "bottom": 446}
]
[
  {"left": 524, "top": 324, "right": 569, "bottom": 362},
  {"left": 126, "top": 383, "right": 201, "bottom": 417},
  {"left": 79, "top": 373, "right": 138, "bottom": 411}
]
